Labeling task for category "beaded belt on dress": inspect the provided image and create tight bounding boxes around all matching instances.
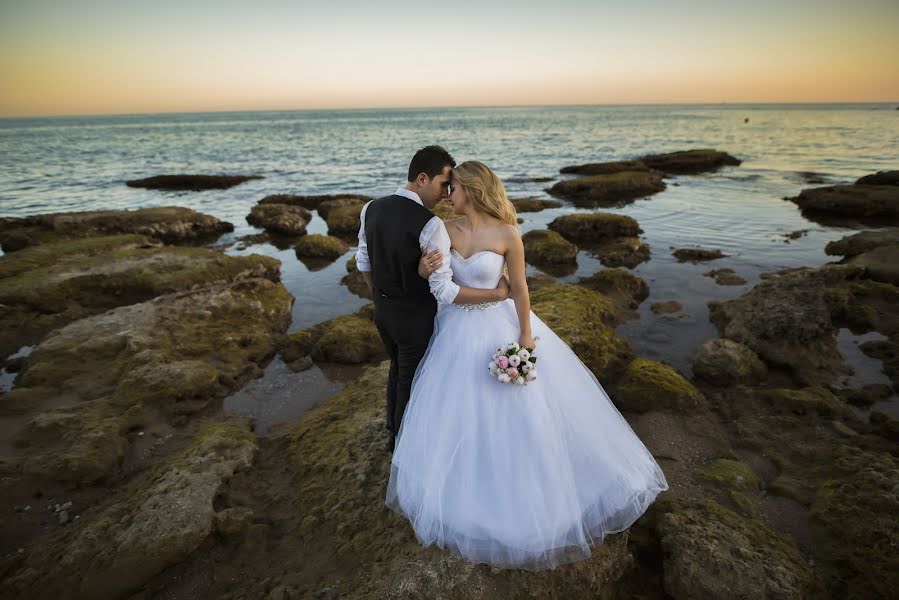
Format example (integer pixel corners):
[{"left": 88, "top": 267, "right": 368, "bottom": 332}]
[{"left": 456, "top": 300, "right": 500, "bottom": 311}]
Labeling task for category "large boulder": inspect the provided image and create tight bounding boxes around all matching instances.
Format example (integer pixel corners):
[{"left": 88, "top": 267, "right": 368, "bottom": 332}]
[
  {"left": 246, "top": 203, "right": 311, "bottom": 236},
  {"left": 7, "top": 277, "right": 292, "bottom": 483},
  {"left": 549, "top": 213, "right": 641, "bottom": 243},
  {"left": 0, "top": 419, "right": 258, "bottom": 600},
  {"left": 788, "top": 182, "right": 899, "bottom": 224},
  {"left": 0, "top": 207, "right": 234, "bottom": 252},
  {"left": 282, "top": 314, "right": 382, "bottom": 365},
  {"left": 577, "top": 268, "right": 649, "bottom": 311},
  {"left": 656, "top": 498, "right": 819, "bottom": 599},
  {"left": 547, "top": 171, "right": 666, "bottom": 207},
  {"left": 693, "top": 338, "right": 767, "bottom": 386},
  {"left": 326, "top": 204, "right": 365, "bottom": 240},
  {"left": 294, "top": 234, "right": 349, "bottom": 261},
  {"left": 125, "top": 174, "right": 262, "bottom": 190},
  {"left": 0, "top": 234, "right": 281, "bottom": 359},
  {"left": 614, "top": 358, "right": 703, "bottom": 413}
]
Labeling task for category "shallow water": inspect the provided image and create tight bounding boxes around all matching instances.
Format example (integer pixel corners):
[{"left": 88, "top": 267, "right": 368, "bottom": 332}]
[{"left": 2, "top": 104, "right": 897, "bottom": 424}]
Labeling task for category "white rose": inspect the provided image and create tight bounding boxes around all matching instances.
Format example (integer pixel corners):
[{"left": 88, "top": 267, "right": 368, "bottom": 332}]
[
  {"left": 506, "top": 342, "right": 520, "bottom": 353},
  {"left": 514, "top": 376, "right": 525, "bottom": 385},
  {"left": 509, "top": 355, "right": 521, "bottom": 367},
  {"left": 520, "top": 362, "right": 531, "bottom": 373},
  {"left": 489, "top": 361, "right": 498, "bottom": 374},
  {"left": 526, "top": 369, "right": 537, "bottom": 381},
  {"left": 498, "top": 373, "right": 511, "bottom": 384},
  {"left": 517, "top": 349, "right": 530, "bottom": 361}
]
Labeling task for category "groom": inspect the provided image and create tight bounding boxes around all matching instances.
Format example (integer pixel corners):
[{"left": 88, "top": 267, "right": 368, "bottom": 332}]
[{"left": 356, "top": 145, "right": 510, "bottom": 452}]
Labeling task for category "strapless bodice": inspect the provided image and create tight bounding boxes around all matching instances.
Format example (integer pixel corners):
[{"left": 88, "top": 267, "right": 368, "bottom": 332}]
[{"left": 450, "top": 249, "right": 505, "bottom": 289}]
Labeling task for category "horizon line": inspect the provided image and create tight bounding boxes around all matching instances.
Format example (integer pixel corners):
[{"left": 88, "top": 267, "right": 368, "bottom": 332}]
[{"left": 2, "top": 100, "right": 899, "bottom": 121}]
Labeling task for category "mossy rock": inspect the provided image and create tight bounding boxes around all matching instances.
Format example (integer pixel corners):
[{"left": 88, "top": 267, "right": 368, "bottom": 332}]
[
  {"left": 703, "top": 268, "right": 747, "bottom": 286},
  {"left": 326, "top": 204, "right": 364, "bottom": 239},
  {"left": 547, "top": 171, "right": 666, "bottom": 207},
  {"left": 693, "top": 338, "right": 767, "bottom": 387},
  {"left": 522, "top": 229, "right": 578, "bottom": 270},
  {"left": 247, "top": 203, "right": 311, "bottom": 236},
  {"left": 510, "top": 198, "right": 563, "bottom": 212},
  {"left": 125, "top": 173, "right": 262, "bottom": 190},
  {"left": 548, "top": 213, "right": 642, "bottom": 243},
  {"left": 656, "top": 497, "right": 819, "bottom": 599},
  {"left": 789, "top": 184, "right": 899, "bottom": 224},
  {"left": 615, "top": 358, "right": 703, "bottom": 413},
  {"left": 340, "top": 256, "right": 372, "bottom": 300},
  {"left": 728, "top": 490, "right": 757, "bottom": 517},
  {"left": 530, "top": 284, "right": 633, "bottom": 382},
  {"left": 560, "top": 160, "right": 652, "bottom": 176},
  {"left": 0, "top": 419, "right": 257, "bottom": 599},
  {"left": 672, "top": 247, "right": 727, "bottom": 262},
  {"left": 9, "top": 278, "right": 292, "bottom": 484},
  {"left": 283, "top": 315, "right": 382, "bottom": 364},
  {"left": 638, "top": 149, "right": 741, "bottom": 174},
  {"left": 0, "top": 207, "right": 234, "bottom": 252},
  {"left": 577, "top": 267, "right": 649, "bottom": 311},
  {"left": 757, "top": 387, "right": 847, "bottom": 417},
  {"left": 697, "top": 458, "right": 761, "bottom": 491},
  {"left": 259, "top": 193, "right": 370, "bottom": 212},
  {"left": 810, "top": 445, "right": 899, "bottom": 598},
  {"left": 769, "top": 475, "right": 816, "bottom": 506},
  {"left": 589, "top": 236, "right": 651, "bottom": 269},
  {"left": 294, "top": 234, "right": 349, "bottom": 261}
]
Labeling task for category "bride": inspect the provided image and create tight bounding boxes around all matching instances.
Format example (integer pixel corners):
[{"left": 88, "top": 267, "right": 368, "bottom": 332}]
[{"left": 385, "top": 160, "right": 668, "bottom": 570}]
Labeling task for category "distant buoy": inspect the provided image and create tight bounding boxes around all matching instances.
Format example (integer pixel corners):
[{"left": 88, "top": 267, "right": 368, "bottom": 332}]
[{"left": 744, "top": 117, "right": 749, "bottom": 123}]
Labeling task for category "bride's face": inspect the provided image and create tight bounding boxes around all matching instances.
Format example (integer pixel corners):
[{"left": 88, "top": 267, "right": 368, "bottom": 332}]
[{"left": 448, "top": 180, "right": 467, "bottom": 214}]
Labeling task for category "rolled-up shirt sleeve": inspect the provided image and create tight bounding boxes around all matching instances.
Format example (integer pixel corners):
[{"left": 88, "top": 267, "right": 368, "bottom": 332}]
[
  {"left": 355, "top": 201, "right": 372, "bottom": 272},
  {"left": 420, "top": 216, "right": 460, "bottom": 304}
]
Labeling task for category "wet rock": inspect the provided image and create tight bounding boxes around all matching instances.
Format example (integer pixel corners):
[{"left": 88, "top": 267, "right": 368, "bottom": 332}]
[
  {"left": 531, "top": 284, "right": 633, "bottom": 381},
  {"left": 788, "top": 180, "right": 899, "bottom": 224},
  {"left": 547, "top": 171, "right": 666, "bottom": 207},
  {"left": 326, "top": 204, "right": 364, "bottom": 240},
  {"left": 259, "top": 194, "right": 370, "bottom": 212},
  {"left": 651, "top": 300, "right": 682, "bottom": 314},
  {"left": 0, "top": 207, "right": 234, "bottom": 252},
  {"left": 768, "top": 475, "right": 816, "bottom": 506},
  {"left": 614, "top": 359, "right": 703, "bottom": 413},
  {"left": 837, "top": 383, "right": 893, "bottom": 407},
  {"left": 340, "top": 257, "right": 371, "bottom": 300},
  {"left": 638, "top": 149, "right": 741, "bottom": 175},
  {"left": 672, "top": 247, "right": 727, "bottom": 262},
  {"left": 869, "top": 410, "right": 899, "bottom": 441},
  {"left": 215, "top": 506, "right": 255, "bottom": 539},
  {"left": 576, "top": 268, "right": 649, "bottom": 311},
  {"left": 591, "top": 237, "right": 651, "bottom": 269},
  {"left": 756, "top": 387, "right": 848, "bottom": 417},
  {"left": 693, "top": 338, "right": 767, "bottom": 387},
  {"left": 696, "top": 458, "right": 761, "bottom": 491},
  {"left": 282, "top": 315, "right": 382, "bottom": 365},
  {"left": 125, "top": 174, "right": 262, "bottom": 190},
  {"left": 0, "top": 419, "right": 257, "bottom": 599},
  {"left": 708, "top": 265, "right": 862, "bottom": 386},
  {"left": 559, "top": 160, "right": 653, "bottom": 176},
  {"left": 284, "top": 354, "right": 314, "bottom": 373},
  {"left": 247, "top": 203, "right": 311, "bottom": 236},
  {"left": 657, "top": 497, "right": 819, "bottom": 599},
  {"left": 0, "top": 234, "right": 281, "bottom": 359},
  {"left": 521, "top": 230, "right": 577, "bottom": 274},
  {"left": 810, "top": 445, "right": 899, "bottom": 597},
  {"left": 317, "top": 197, "right": 369, "bottom": 221},
  {"left": 703, "top": 267, "right": 746, "bottom": 286},
  {"left": 855, "top": 170, "right": 899, "bottom": 186},
  {"left": 294, "top": 234, "right": 349, "bottom": 261},
  {"left": 548, "top": 213, "right": 641, "bottom": 243},
  {"left": 845, "top": 244, "right": 899, "bottom": 286},
  {"left": 510, "top": 198, "right": 563, "bottom": 213},
  {"left": 825, "top": 228, "right": 899, "bottom": 257},
  {"left": 9, "top": 278, "right": 291, "bottom": 483}
]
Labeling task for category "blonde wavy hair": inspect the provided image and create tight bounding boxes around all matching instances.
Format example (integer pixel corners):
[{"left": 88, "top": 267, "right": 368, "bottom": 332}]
[{"left": 452, "top": 161, "right": 517, "bottom": 226}]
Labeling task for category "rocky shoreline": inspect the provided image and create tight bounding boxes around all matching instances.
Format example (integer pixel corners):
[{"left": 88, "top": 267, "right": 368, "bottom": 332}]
[{"left": 1, "top": 162, "right": 897, "bottom": 599}]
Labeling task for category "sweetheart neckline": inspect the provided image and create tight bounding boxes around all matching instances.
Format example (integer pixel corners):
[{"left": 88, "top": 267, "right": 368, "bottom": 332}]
[{"left": 450, "top": 248, "right": 504, "bottom": 262}]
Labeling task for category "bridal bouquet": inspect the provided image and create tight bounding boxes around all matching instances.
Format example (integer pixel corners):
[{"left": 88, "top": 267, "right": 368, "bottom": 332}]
[{"left": 489, "top": 340, "right": 538, "bottom": 386}]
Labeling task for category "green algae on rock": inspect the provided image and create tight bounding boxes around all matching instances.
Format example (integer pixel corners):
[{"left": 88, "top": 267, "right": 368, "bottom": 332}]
[
  {"left": 0, "top": 207, "right": 234, "bottom": 252},
  {"left": 294, "top": 233, "right": 350, "bottom": 261},
  {"left": 614, "top": 358, "right": 703, "bottom": 413},
  {"left": 259, "top": 193, "right": 370, "bottom": 212},
  {"left": 696, "top": 458, "right": 761, "bottom": 491},
  {"left": 576, "top": 267, "right": 649, "bottom": 312},
  {"left": 693, "top": 338, "right": 767, "bottom": 387},
  {"left": 8, "top": 278, "right": 292, "bottom": 484},
  {"left": 326, "top": 203, "right": 365, "bottom": 240},
  {"left": 0, "top": 418, "right": 257, "bottom": 600},
  {"left": 548, "top": 213, "right": 642, "bottom": 243},
  {"left": 246, "top": 203, "right": 311, "bottom": 236},
  {"left": 282, "top": 314, "right": 382, "bottom": 365},
  {"left": 521, "top": 230, "right": 578, "bottom": 276}
]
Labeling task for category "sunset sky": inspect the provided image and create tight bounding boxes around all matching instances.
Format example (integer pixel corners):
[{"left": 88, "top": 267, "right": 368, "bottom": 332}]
[{"left": 1, "top": 0, "right": 897, "bottom": 117}]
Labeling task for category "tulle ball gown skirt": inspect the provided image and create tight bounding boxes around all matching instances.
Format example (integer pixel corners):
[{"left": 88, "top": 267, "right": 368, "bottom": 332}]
[{"left": 386, "top": 299, "right": 669, "bottom": 570}]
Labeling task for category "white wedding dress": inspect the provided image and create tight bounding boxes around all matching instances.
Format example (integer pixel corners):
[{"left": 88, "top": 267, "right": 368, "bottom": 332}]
[{"left": 386, "top": 249, "right": 668, "bottom": 570}]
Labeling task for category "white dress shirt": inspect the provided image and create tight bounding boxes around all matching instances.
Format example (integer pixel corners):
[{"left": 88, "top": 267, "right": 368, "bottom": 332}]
[{"left": 356, "top": 187, "right": 460, "bottom": 304}]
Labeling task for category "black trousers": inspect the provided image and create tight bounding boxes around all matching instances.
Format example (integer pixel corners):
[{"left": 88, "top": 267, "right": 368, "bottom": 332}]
[{"left": 373, "top": 296, "right": 437, "bottom": 450}]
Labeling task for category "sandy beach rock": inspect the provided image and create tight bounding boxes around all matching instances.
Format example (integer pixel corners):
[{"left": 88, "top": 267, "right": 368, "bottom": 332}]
[
  {"left": 125, "top": 174, "right": 262, "bottom": 190},
  {"left": 549, "top": 213, "right": 642, "bottom": 242},
  {"left": 0, "top": 207, "right": 234, "bottom": 252},
  {"left": 0, "top": 234, "right": 280, "bottom": 360},
  {"left": 522, "top": 229, "right": 578, "bottom": 274},
  {"left": 547, "top": 171, "right": 666, "bottom": 207},
  {"left": 614, "top": 358, "right": 703, "bottom": 413},
  {"left": 247, "top": 203, "right": 312, "bottom": 236},
  {"left": 510, "top": 198, "right": 563, "bottom": 212},
  {"left": 708, "top": 264, "right": 862, "bottom": 386},
  {"left": 657, "top": 498, "right": 819, "bottom": 599},
  {"left": 672, "top": 247, "right": 727, "bottom": 262},
  {"left": 7, "top": 277, "right": 292, "bottom": 483},
  {"left": 0, "top": 419, "right": 257, "bottom": 599},
  {"left": 693, "top": 338, "right": 767, "bottom": 386},
  {"left": 294, "top": 234, "right": 349, "bottom": 261},
  {"left": 259, "top": 193, "right": 370, "bottom": 212},
  {"left": 282, "top": 314, "right": 382, "bottom": 365}
]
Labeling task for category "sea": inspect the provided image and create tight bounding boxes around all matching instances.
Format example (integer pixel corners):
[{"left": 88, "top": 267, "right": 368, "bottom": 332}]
[{"left": 1, "top": 104, "right": 897, "bottom": 426}]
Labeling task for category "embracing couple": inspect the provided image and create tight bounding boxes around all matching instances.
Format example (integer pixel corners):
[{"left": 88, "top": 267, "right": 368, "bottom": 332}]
[{"left": 355, "top": 145, "right": 668, "bottom": 570}]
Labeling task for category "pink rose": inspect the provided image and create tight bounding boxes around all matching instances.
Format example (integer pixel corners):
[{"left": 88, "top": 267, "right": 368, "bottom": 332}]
[
  {"left": 497, "top": 356, "right": 509, "bottom": 369},
  {"left": 506, "top": 367, "right": 519, "bottom": 380}
]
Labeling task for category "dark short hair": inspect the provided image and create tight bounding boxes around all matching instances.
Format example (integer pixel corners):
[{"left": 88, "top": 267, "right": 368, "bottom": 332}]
[{"left": 407, "top": 145, "right": 455, "bottom": 182}]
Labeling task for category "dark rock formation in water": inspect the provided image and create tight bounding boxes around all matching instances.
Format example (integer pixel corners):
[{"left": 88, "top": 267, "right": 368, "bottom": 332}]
[
  {"left": 560, "top": 149, "right": 740, "bottom": 177},
  {"left": 126, "top": 174, "right": 262, "bottom": 190},
  {"left": 522, "top": 229, "right": 578, "bottom": 277},
  {"left": 788, "top": 171, "right": 899, "bottom": 225},
  {"left": 259, "top": 193, "right": 370, "bottom": 211},
  {"left": 547, "top": 170, "right": 666, "bottom": 208},
  {"left": 510, "top": 198, "right": 563, "bottom": 213},
  {"left": 673, "top": 247, "right": 728, "bottom": 263},
  {"left": 246, "top": 203, "right": 311, "bottom": 236}
]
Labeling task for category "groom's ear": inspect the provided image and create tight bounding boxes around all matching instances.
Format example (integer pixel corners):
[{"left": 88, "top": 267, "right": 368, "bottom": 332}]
[{"left": 415, "top": 172, "right": 429, "bottom": 187}]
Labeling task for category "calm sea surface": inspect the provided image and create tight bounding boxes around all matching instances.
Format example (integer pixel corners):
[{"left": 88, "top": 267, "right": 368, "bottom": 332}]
[{"left": 2, "top": 104, "right": 897, "bottom": 423}]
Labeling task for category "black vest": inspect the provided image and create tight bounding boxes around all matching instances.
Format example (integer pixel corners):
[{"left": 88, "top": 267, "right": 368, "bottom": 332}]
[{"left": 364, "top": 194, "right": 436, "bottom": 307}]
